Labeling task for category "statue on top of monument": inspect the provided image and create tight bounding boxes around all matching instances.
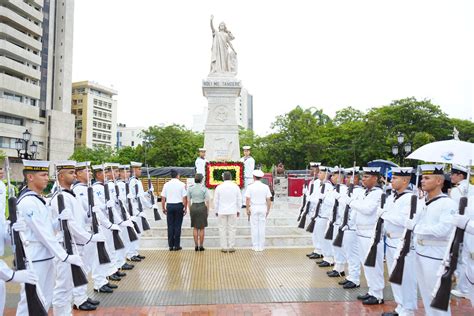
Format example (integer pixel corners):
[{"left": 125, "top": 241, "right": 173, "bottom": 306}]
[{"left": 209, "top": 15, "right": 238, "bottom": 76}]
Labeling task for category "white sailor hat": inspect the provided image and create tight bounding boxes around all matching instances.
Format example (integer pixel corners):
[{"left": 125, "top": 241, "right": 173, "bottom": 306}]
[
  {"left": 309, "top": 162, "right": 321, "bottom": 168},
  {"left": 130, "top": 161, "right": 143, "bottom": 167},
  {"left": 55, "top": 160, "right": 76, "bottom": 171},
  {"left": 242, "top": 146, "right": 251, "bottom": 150},
  {"left": 451, "top": 164, "right": 468, "bottom": 175},
  {"left": 75, "top": 161, "right": 91, "bottom": 170},
  {"left": 198, "top": 148, "right": 206, "bottom": 152},
  {"left": 92, "top": 165, "right": 104, "bottom": 171},
  {"left": 253, "top": 169, "right": 264, "bottom": 178},
  {"left": 118, "top": 164, "right": 130, "bottom": 170},
  {"left": 319, "top": 166, "right": 330, "bottom": 172},
  {"left": 105, "top": 163, "right": 119, "bottom": 170},
  {"left": 330, "top": 166, "right": 343, "bottom": 173},
  {"left": 344, "top": 167, "right": 360, "bottom": 174},
  {"left": 420, "top": 164, "right": 444, "bottom": 175},
  {"left": 363, "top": 167, "right": 381, "bottom": 175},
  {"left": 22, "top": 159, "right": 50, "bottom": 172},
  {"left": 391, "top": 167, "right": 414, "bottom": 176}
]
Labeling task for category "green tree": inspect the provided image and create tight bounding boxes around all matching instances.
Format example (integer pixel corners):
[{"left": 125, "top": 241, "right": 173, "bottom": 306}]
[{"left": 69, "top": 146, "right": 115, "bottom": 165}]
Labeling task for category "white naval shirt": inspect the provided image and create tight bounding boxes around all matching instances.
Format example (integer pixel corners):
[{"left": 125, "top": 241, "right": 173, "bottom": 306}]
[
  {"left": 161, "top": 178, "right": 187, "bottom": 204},
  {"left": 240, "top": 156, "right": 255, "bottom": 179},
  {"left": 451, "top": 179, "right": 474, "bottom": 204},
  {"left": 214, "top": 180, "right": 241, "bottom": 215},
  {"left": 195, "top": 157, "right": 207, "bottom": 176},
  {"left": 350, "top": 186, "right": 383, "bottom": 236},
  {"left": 245, "top": 180, "right": 272, "bottom": 210},
  {"left": 382, "top": 190, "right": 413, "bottom": 246}
]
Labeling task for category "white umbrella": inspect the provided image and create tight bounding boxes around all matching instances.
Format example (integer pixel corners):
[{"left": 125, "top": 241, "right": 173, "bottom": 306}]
[{"left": 406, "top": 139, "right": 474, "bottom": 166}]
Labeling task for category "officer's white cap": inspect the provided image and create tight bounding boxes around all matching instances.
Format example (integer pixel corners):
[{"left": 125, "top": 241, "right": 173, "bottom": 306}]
[
  {"left": 55, "top": 160, "right": 76, "bottom": 170},
  {"left": 253, "top": 169, "right": 264, "bottom": 177},
  {"left": 451, "top": 164, "right": 468, "bottom": 174},
  {"left": 198, "top": 148, "right": 206, "bottom": 152},
  {"left": 242, "top": 146, "right": 251, "bottom": 150},
  {"left": 420, "top": 164, "right": 444, "bottom": 175},
  {"left": 392, "top": 167, "right": 414, "bottom": 176},
  {"left": 75, "top": 161, "right": 91, "bottom": 170},
  {"left": 23, "top": 160, "right": 50, "bottom": 172},
  {"left": 130, "top": 161, "right": 143, "bottom": 167}
]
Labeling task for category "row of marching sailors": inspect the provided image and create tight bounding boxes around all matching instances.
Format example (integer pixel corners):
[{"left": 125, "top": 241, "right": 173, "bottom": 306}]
[
  {"left": 299, "top": 162, "right": 474, "bottom": 316},
  {"left": 0, "top": 159, "right": 154, "bottom": 315}
]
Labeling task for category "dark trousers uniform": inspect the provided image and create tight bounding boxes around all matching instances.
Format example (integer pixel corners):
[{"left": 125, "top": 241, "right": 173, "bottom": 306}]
[{"left": 167, "top": 203, "right": 184, "bottom": 248}]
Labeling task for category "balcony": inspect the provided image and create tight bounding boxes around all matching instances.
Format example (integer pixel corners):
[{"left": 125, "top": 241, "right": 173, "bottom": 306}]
[
  {"left": 0, "top": 6, "right": 42, "bottom": 36},
  {"left": 1, "top": 0, "right": 43, "bottom": 22},
  {"left": 0, "top": 22, "right": 42, "bottom": 51},
  {"left": 0, "top": 55, "right": 41, "bottom": 80},
  {"left": 0, "top": 72, "right": 40, "bottom": 99},
  {"left": 0, "top": 38, "right": 41, "bottom": 65},
  {"left": 0, "top": 97, "right": 39, "bottom": 120}
]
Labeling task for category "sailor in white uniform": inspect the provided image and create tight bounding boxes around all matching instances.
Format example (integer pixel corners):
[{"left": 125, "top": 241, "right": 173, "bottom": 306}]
[
  {"left": 380, "top": 167, "right": 417, "bottom": 316},
  {"left": 245, "top": 169, "right": 272, "bottom": 251},
  {"left": 306, "top": 162, "right": 322, "bottom": 259},
  {"left": 195, "top": 148, "right": 208, "bottom": 179},
  {"left": 240, "top": 146, "right": 255, "bottom": 208},
  {"left": 16, "top": 160, "right": 84, "bottom": 315},
  {"left": 405, "top": 164, "right": 457, "bottom": 316}
]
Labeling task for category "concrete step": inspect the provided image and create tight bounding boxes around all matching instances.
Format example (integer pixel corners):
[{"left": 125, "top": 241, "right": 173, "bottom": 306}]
[
  {"left": 146, "top": 216, "right": 302, "bottom": 227},
  {"left": 140, "top": 234, "right": 312, "bottom": 249}
]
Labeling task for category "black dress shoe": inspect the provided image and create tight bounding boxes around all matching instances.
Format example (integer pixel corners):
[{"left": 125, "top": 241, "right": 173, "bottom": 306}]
[
  {"left": 170, "top": 247, "right": 174, "bottom": 251},
  {"left": 316, "top": 260, "right": 324, "bottom": 264},
  {"left": 129, "top": 256, "right": 141, "bottom": 262},
  {"left": 381, "top": 312, "right": 399, "bottom": 316},
  {"left": 318, "top": 261, "right": 334, "bottom": 268},
  {"left": 328, "top": 270, "right": 345, "bottom": 277},
  {"left": 87, "top": 297, "right": 100, "bottom": 305},
  {"left": 195, "top": 246, "right": 199, "bottom": 251},
  {"left": 357, "top": 293, "right": 371, "bottom": 300},
  {"left": 106, "top": 282, "right": 118, "bottom": 289},
  {"left": 175, "top": 246, "right": 182, "bottom": 251},
  {"left": 338, "top": 279, "right": 349, "bottom": 285},
  {"left": 74, "top": 302, "right": 97, "bottom": 311},
  {"left": 343, "top": 281, "right": 360, "bottom": 289},
  {"left": 121, "top": 263, "right": 134, "bottom": 270},
  {"left": 309, "top": 253, "right": 323, "bottom": 259},
  {"left": 199, "top": 246, "right": 205, "bottom": 251},
  {"left": 326, "top": 270, "right": 335, "bottom": 275},
  {"left": 94, "top": 285, "right": 113, "bottom": 293},
  {"left": 306, "top": 252, "right": 315, "bottom": 257},
  {"left": 115, "top": 271, "right": 126, "bottom": 277},
  {"left": 137, "top": 254, "right": 145, "bottom": 259},
  {"left": 109, "top": 274, "right": 121, "bottom": 281},
  {"left": 362, "top": 296, "right": 384, "bottom": 305}
]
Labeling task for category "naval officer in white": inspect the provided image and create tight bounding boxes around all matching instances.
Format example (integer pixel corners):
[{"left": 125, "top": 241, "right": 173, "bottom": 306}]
[{"left": 240, "top": 145, "right": 255, "bottom": 208}]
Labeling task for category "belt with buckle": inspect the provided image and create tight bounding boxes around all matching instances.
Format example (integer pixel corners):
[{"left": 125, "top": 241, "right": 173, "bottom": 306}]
[
  {"left": 387, "top": 232, "right": 402, "bottom": 239},
  {"left": 417, "top": 239, "right": 448, "bottom": 247}
]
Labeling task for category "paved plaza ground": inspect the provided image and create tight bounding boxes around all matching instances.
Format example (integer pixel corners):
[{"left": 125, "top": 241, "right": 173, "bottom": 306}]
[{"left": 4, "top": 248, "right": 472, "bottom": 315}]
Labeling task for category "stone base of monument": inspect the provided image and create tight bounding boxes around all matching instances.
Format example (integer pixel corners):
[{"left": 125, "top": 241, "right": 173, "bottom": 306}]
[{"left": 140, "top": 196, "right": 313, "bottom": 249}]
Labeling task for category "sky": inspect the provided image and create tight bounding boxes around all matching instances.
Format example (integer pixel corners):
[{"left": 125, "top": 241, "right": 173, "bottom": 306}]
[{"left": 72, "top": 0, "right": 474, "bottom": 136}]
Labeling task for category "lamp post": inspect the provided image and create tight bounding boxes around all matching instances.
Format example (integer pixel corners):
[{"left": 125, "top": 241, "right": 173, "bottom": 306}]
[
  {"left": 391, "top": 132, "right": 412, "bottom": 166},
  {"left": 16, "top": 129, "right": 38, "bottom": 159}
]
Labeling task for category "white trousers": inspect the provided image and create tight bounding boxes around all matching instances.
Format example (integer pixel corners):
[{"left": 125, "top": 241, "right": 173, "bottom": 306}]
[
  {"left": 308, "top": 203, "right": 321, "bottom": 253},
  {"left": 131, "top": 216, "right": 143, "bottom": 257},
  {"left": 342, "top": 230, "right": 360, "bottom": 284},
  {"left": 52, "top": 258, "right": 75, "bottom": 315},
  {"left": 0, "top": 280, "right": 4, "bottom": 315},
  {"left": 386, "top": 241, "right": 417, "bottom": 315},
  {"left": 70, "top": 245, "right": 88, "bottom": 308},
  {"left": 125, "top": 225, "right": 139, "bottom": 260},
  {"left": 357, "top": 233, "right": 384, "bottom": 299},
  {"left": 119, "top": 226, "right": 132, "bottom": 264},
  {"left": 241, "top": 178, "right": 254, "bottom": 205},
  {"left": 416, "top": 254, "right": 451, "bottom": 316},
  {"left": 250, "top": 210, "right": 266, "bottom": 250},
  {"left": 17, "top": 259, "right": 54, "bottom": 316},
  {"left": 315, "top": 217, "right": 334, "bottom": 263},
  {"left": 331, "top": 223, "right": 346, "bottom": 272},
  {"left": 218, "top": 214, "right": 237, "bottom": 249}
]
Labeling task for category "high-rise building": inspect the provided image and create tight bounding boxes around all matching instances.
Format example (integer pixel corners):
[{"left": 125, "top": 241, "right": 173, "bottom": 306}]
[
  {"left": 236, "top": 88, "right": 253, "bottom": 131},
  {"left": 116, "top": 123, "right": 145, "bottom": 149},
  {"left": 0, "top": 0, "right": 75, "bottom": 161},
  {"left": 71, "top": 81, "right": 117, "bottom": 148}
]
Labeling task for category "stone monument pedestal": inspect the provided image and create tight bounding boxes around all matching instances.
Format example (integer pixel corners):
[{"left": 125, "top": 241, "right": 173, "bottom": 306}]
[{"left": 202, "top": 76, "right": 241, "bottom": 161}]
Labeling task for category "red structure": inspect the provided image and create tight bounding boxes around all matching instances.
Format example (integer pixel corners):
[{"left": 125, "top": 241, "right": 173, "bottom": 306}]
[{"left": 288, "top": 177, "right": 306, "bottom": 197}]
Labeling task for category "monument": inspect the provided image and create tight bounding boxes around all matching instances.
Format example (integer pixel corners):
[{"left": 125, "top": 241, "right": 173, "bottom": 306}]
[{"left": 203, "top": 15, "right": 241, "bottom": 161}]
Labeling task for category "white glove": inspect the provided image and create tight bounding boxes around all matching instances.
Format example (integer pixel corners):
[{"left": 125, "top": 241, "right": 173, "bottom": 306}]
[
  {"left": 58, "top": 208, "right": 73, "bottom": 221},
  {"left": 92, "top": 206, "right": 101, "bottom": 213},
  {"left": 404, "top": 218, "right": 416, "bottom": 230},
  {"left": 12, "top": 270, "right": 38, "bottom": 284},
  {"left": 153, "top": 203, "right": 159, "bottom": 209},
  {"left": 66, "top": 254, "right": 84, "bottom": 267},
  {"left": 127, "top": 193, "right": 134, "bottom": 200},
  {"left": 91, "top": 233, "right": 106, "bottom": 242},
  {"left": 319, "top": 193, "right": 326, "bottom": 200},
  {"left": 341, "top": 194, "right": 354, "bottom": 206},
  {"left": 12, "top": 219, "right": 27, "bottom": 233},
  {"left": 110, "top": 224, "right": 120, "bottom": 231},
  {"left": 106, "top": 200, "right": 115, "bottom": 208},
  {"left": 340, "top": 225, "right": 349, "bottom": 231},
  {"left": 451, "top": 214, "right": 470, "bottom": 229},
  {"left": 137, "top": 192, "right": 144, "bottom": 199},
  {"left": 138, "top": 212, "right": 147, "bottom": 218},
  {"left": 333, "top": 191, "right": 341, "bottom": 200},
  {"left": 376, "top": 207, "right": 385, "bottom": 218},
  {"left": 120, "top": 220, "right": 133, "bottom": 228},
  {"left": 149, "top": 185, "right": 154, "bottom": 192}
]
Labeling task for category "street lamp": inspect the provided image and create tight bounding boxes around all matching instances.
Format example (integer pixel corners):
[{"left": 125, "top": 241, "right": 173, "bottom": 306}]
[
  {"left": 16, "top": 129, "right": 37, "bottom": 159},
  {"left": 391, "top": 133, "right": 411, "bottom": 165}
]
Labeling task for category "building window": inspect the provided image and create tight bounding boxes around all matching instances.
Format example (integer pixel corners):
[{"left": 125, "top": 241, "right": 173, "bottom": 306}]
[
  {"left": 131, "top": 141, "right": 135, "bottom": 146},
  {"left": 93, "top": 132, "right": 97, "bottom": 138},
  {"left": 0, "top": 115, "right": 23, "bottom": 126},
  {"left": 93, "top": 121, "right": 97, "bottom": 127},
  {"left": 0, "top": 136, "right": 17, "bottom": 149}
]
